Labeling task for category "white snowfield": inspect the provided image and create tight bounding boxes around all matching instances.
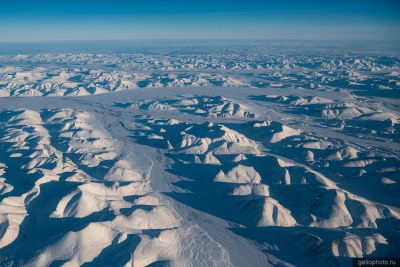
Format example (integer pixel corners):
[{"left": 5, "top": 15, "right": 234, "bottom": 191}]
[{"left": 0, "top": 47, "right": 399, "bottom": 267}]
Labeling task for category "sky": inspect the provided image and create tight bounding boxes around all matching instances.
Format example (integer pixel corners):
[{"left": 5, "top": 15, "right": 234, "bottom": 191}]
[{"left": 0, "top": 0, "right": 399, "bottom": 42}]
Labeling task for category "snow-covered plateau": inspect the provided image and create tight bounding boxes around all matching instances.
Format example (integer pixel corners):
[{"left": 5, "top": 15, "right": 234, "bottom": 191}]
[{"left": 0, "top": 45, "right": 399, "bottom": 266}]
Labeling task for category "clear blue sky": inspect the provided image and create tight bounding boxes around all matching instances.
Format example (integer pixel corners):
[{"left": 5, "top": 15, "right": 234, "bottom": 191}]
[{"left": 1, "top": 0, "right": 399, "bottom": 41}]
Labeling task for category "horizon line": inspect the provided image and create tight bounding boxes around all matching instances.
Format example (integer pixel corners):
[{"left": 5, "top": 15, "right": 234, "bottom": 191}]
[{"left": 1, "top": 38, "right": 400, "bottom": 44}]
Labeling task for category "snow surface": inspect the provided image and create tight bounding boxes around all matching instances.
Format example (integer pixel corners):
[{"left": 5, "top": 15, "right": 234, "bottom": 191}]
[{"left": 0, "top": 44, "right": 399, "bottom": 266}]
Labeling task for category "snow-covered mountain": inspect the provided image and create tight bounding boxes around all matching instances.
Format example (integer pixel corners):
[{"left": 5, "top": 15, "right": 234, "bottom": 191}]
[{"left": 0, "top": 46, "right": 399, "bottom": 266}]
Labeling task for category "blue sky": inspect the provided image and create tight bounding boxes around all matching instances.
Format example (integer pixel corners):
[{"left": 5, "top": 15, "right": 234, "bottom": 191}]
[{"left": 1, "top": 0, "right": 399, "bottom": 41}]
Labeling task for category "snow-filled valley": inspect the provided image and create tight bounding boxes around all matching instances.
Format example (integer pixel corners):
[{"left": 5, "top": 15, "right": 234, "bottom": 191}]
[{"left": 0, "top": 44, "right": 399, "bottom": 266}]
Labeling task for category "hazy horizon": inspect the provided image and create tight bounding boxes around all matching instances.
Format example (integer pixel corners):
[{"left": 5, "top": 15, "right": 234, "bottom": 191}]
[{"left": 1, "top": 0, "right": 399, "bottom": 42}]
